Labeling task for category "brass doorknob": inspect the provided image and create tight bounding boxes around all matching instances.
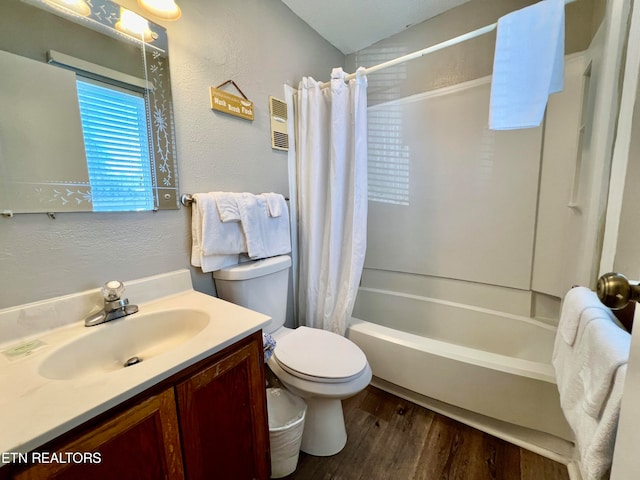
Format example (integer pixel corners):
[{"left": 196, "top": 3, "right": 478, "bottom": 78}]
[{"left": 596, "top": 272, "right": 640, "bottom": 310}]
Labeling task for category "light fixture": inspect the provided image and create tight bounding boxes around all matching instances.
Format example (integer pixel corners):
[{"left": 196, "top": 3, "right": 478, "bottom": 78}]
[
  {"left": 44, "top": 0, "right": 91, "bottom": 17},
  {"left": 137, "top": 0, "right": 181, "bottom": 21},
  {"left": 115, "top": 8, "right": 155, "bottom": 42}
]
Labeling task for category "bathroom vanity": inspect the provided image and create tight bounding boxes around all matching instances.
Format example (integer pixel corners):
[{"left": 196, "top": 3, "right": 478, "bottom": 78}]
[
  {"left": 2, "top": 332, "right": 268, "bottom": 479},
  {"left": 0, "top": 270, "right": 271, "bottom": 479}
]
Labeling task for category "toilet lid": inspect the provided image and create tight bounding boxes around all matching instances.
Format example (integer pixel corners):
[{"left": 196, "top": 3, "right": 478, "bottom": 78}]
[{"left": 273, "top": 326, "right": 368, "bottom": 383}]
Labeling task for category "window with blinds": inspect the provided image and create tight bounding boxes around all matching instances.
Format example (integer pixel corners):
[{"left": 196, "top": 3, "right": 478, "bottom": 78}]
[
  {"left": 367, "top": 108, "right": 410, "bottom": 205},
  {"left": 76, "top": 79, "right": 154, "bottom": 212}
]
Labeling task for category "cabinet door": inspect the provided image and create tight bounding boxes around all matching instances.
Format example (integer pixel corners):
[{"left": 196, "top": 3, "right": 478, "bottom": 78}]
[
  {"left": 15, "top": 388, "right": 184, "bottom": 480},
  {"left": 176, "top": 334, "right": 269, "bottom": 480}
]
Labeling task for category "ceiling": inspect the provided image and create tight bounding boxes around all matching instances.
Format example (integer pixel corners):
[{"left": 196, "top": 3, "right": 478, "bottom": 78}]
[{"left": 281, "top": 0, "right": 474, "bottom": 54}]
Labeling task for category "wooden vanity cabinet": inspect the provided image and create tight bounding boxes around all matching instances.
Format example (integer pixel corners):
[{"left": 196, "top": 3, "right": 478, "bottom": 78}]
[
  {"left": 13, "top": 388, "right": 184, "bottom": 480},
  {"left": 176, "top": 335, "right": 271, "bottom": 480},
  {"left": 3, "top": 331, "right": 269, "bottom": 480}
]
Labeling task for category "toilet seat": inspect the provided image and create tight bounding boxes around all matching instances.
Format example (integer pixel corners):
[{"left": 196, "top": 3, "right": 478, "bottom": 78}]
[{"left": 272, "top": 326, "right": 368, "bottom": 384}]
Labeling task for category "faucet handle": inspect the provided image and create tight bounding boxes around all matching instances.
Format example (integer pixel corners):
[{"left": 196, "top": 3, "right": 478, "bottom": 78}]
[{"left": 102, "top": 280, "right": 125, "bottom": 301}]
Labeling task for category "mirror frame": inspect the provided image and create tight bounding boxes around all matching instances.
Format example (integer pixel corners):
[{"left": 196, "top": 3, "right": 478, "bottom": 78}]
[{"left": 1, "top": 0, "right": 179, "bottom": 213}]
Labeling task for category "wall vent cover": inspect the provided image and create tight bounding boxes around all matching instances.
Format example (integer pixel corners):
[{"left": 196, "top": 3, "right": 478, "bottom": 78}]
[{"left": 269, "top": 96, "right": 289, "bottom": 151}]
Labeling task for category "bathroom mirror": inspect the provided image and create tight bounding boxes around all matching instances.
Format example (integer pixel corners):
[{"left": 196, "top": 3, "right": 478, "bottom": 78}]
[{"left": 0, "top": 0, "right": 179, "bottom": 213}]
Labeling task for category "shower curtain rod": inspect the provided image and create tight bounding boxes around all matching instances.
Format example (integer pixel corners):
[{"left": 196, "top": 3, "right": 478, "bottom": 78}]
[{"left": 321, "top": 0, "right": 576, "bottom": 89}]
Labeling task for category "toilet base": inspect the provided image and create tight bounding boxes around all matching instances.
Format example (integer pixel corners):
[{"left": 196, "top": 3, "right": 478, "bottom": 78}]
[
  {"left": 300, "top": 397, "right": 347, "bottom": 456},
  {"left": 266, "top": 354, "right": 372, "bottom": 457}
]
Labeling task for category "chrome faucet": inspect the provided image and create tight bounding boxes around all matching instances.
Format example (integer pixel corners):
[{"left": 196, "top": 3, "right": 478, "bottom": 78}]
[{"left": 85, "top": 281, "right": 139, "bottom": 327}]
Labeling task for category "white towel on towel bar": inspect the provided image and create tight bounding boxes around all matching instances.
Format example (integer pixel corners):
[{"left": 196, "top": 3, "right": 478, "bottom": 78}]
[
  {"left": 558, "top": 287, "right": 614, "bottom": 346},
  {"left": 489, "top": 0, "right": 565, "bottom": 130},
  {"left": 190, "top": 193, "right": 241, "bottom": 273},
  {"left": 199, "top": 193, "right": 246, "bottom": 256},
  {"left": 212, "top": 191, "right": 241, "bottom": 222},
  {"left": 580, "top": 318, "right": 631, "bottom": 418},
  {"left": 264, "top": 192, "right": 285, "bottom": 217},
  {"left": 553, "top": 289, "right": 631, "bottom": 480},
  {"left": 236, "top": 193, "right": 291, "bottom": 259}
]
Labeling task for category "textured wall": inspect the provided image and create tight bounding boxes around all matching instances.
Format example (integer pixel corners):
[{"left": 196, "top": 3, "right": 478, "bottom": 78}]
[{"left": 0, "top": 0, "right": 343, "bottom": 310}]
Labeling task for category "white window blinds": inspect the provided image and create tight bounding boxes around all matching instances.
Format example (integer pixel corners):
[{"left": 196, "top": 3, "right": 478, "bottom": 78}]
[{"left": 76, "top": 79, "right": 154, "bottom": 212}]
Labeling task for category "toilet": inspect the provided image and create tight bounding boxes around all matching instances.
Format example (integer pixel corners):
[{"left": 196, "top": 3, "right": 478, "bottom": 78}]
[{"left": 213, "top": 255, "right": 372, "bottom": 456}]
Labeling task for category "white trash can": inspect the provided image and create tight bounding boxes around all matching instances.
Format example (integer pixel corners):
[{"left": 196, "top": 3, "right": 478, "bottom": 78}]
[{"left": 267, "top": 388, "right": 307, "bottom": 478}]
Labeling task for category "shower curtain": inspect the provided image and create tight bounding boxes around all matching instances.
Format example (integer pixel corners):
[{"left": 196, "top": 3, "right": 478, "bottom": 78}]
[{"left": 294, "top": 67, "right": 368, "bottom": 335}]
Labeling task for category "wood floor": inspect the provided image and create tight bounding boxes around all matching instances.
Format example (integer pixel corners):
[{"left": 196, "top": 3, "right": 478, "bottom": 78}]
[{"left": 284, "top": 386, "right": 569, "bottom": 480}]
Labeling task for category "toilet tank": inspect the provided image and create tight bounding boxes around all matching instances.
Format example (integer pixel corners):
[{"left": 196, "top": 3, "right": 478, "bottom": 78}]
[{"left": 212, "top": 255, "right": 291, "bottom": 333}]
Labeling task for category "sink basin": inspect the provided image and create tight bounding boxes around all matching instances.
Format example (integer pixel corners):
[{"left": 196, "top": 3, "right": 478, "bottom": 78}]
[{"left": 39, "top": 309, "right": 210, "bottom": 380}]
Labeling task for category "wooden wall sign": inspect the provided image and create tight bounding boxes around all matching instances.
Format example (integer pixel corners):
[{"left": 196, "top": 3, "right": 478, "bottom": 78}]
[{"left": 209, "top": 86, "right": 254, "bottom": 121}]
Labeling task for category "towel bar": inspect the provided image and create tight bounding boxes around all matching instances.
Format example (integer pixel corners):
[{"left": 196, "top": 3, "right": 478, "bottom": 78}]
[
  {"left": 181, "top": 193, "right": 289, "bottom": 206},
  {"left": 180, "top": 194, "right": 195, "bottom": 206}
]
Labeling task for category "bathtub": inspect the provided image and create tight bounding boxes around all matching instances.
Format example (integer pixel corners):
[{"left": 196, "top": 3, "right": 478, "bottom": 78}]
[{"left": 346, "top": 287, "right": 574, "bottom": 442}]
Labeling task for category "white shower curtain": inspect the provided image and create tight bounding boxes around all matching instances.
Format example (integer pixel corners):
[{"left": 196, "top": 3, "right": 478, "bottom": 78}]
[{"left": 295, "top": 67, "right": 368, "bottom": 335}]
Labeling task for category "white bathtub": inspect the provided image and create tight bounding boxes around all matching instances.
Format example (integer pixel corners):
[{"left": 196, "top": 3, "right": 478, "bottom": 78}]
[{"left": 347, "top": 287, "right": 574, "bottom": 442}]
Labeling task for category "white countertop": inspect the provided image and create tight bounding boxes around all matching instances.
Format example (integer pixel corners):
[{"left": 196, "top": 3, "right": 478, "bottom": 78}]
[{"left": 0, "top": 270, "right": 270, "bottom": 464}]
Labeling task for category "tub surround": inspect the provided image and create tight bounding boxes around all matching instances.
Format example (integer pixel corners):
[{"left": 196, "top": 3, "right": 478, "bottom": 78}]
[
  {"left": 0, "top": 270, "right": 270, "bottom": 463},
  {"left": 348, "top": 286, "right": 575, "bottom": 459}
]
